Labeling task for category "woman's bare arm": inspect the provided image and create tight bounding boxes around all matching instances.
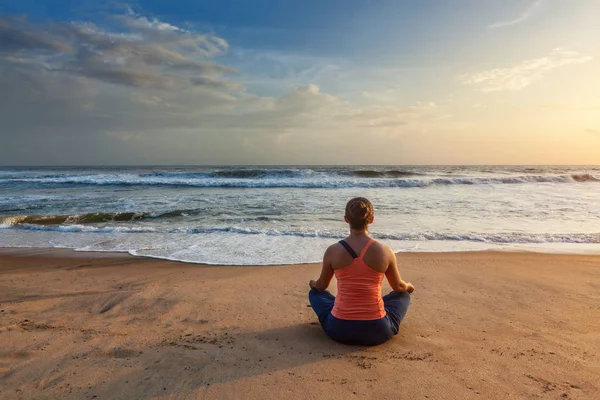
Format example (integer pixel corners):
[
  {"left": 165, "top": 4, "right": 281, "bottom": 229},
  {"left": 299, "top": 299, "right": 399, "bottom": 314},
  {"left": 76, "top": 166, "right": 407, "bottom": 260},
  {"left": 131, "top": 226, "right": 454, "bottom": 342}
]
[
  {"left": 384, "top": 246, "right": 414, "bottom": 293},
  {"left": 309, "top": 246, "right": 335, "bottom": 291}
]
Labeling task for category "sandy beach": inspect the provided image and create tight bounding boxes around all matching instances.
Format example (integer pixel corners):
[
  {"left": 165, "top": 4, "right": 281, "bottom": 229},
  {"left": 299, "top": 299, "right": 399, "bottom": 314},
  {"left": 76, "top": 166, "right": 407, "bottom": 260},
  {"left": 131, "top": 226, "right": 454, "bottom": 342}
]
[{"left": 0, "top": 248, "right": 599, "bottom": 399}]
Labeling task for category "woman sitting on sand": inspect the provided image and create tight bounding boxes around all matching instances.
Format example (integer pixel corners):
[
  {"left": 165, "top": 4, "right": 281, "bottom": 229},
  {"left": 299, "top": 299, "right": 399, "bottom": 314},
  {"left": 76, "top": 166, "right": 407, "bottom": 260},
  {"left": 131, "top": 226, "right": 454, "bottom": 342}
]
[{"left": 309, "top": 197, "right": 414, "bottom": 346}]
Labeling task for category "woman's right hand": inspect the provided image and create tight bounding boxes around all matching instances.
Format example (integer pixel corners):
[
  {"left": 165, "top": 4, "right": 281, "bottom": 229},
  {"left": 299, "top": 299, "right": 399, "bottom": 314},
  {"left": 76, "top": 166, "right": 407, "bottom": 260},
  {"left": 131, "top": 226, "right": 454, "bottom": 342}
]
[{"left": 405, "top": 282, "right": 415, "bottom": 293}]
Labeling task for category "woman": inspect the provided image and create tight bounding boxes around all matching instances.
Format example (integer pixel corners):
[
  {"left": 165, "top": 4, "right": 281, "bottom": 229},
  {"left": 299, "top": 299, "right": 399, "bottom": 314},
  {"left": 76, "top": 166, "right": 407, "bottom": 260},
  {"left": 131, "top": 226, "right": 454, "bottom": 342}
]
[{"left": 308, "top": 197, "right": 414, "bottom": 346}]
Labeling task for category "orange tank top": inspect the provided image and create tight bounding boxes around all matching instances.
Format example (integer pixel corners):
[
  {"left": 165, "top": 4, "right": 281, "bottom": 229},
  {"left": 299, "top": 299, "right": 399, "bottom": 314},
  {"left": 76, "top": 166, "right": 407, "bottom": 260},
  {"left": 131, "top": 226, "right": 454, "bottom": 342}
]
[{"left": 331, "top": 239, "right": 386, "bottom": 320}]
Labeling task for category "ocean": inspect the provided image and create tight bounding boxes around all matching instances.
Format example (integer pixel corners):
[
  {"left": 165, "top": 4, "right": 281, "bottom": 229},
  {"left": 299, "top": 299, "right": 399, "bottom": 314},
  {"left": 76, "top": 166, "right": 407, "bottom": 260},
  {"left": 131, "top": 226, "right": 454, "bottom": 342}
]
[{"left": 1, "top": 165, "right": 599, "bottom": 265}]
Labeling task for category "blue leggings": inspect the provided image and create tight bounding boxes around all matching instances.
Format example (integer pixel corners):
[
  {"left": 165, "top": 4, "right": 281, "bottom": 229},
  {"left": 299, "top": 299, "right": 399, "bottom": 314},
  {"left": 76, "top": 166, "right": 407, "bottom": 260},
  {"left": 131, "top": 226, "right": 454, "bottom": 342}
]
[{"left": 308, "top": 288, "right": 411, "bottom": 346}]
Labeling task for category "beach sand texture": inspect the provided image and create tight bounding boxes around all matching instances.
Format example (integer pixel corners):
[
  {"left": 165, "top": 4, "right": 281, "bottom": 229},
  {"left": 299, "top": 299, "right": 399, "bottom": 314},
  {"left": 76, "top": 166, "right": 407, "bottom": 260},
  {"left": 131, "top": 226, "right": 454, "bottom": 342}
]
[{"left": 0, "top": 248, "right": 599, "bottom": 399}]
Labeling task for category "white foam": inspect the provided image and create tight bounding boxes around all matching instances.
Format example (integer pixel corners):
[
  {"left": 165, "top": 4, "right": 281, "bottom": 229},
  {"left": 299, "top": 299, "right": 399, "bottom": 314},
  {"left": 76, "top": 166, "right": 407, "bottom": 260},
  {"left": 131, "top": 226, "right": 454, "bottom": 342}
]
[
  {"left": 3, "top": 221, "right": 599, "bottom": 244},
  {"left": 2, "top": 229, "right": 600, "bottom": 265}
]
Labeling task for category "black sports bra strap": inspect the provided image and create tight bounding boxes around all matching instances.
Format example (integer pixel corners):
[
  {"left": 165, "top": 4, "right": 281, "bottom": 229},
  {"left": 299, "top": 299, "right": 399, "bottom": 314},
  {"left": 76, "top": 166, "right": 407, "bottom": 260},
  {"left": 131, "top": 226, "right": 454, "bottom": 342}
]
[{"left": 338, "top": 240, "right": 358, "bottom": 258}]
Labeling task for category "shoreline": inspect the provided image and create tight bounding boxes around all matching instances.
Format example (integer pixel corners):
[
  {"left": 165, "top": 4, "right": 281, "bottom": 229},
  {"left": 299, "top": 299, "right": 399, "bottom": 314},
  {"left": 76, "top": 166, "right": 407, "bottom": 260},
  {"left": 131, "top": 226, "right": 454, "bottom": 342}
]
[
  {"left": 2, "top": 245, "right": 600, "bottom": 267},
  {"left": 1, "top": 248, "right": 599, "bottom": 399}
]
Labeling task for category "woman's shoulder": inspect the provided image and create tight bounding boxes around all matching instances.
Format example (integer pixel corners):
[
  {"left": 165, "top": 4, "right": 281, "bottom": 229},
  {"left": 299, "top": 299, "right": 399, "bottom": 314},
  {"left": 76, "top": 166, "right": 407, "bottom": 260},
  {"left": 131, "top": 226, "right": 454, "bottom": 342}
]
[
  {"left": 326, "top": 241, "right": 344, "bottom": 253},
  {"left": 361, "top": 239, "right": 392, "bottom": 272},
  {"left": 324, "top": 241, "right": 345, "bottom": 260},
  {"left": 367, "top": 239, "right": 392, "bottom": 257}
]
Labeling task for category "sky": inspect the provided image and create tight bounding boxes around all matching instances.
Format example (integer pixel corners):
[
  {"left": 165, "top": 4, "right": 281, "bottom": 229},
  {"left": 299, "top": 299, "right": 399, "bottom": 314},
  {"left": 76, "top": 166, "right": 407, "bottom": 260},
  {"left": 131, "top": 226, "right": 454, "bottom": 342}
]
[{"left": 0, "top": 0, "right": 599, "bottom": 165}]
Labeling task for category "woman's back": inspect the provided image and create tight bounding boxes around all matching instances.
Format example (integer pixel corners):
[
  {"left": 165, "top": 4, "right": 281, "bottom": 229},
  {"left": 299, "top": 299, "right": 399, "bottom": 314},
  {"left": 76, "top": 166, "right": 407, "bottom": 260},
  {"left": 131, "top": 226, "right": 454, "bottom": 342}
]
[{"left": 331, "top": 238, "right": 387, "bottom": 320}]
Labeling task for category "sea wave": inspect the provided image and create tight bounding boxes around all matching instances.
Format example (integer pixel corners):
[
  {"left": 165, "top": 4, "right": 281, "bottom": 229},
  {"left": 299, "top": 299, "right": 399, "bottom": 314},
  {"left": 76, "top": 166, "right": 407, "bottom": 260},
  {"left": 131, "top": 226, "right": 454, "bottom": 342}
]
[
  {"left": 142, "top": 168, "right": 316, "bottom": 179},
  {"left": 1, "top": 173, "right": 598, "bottom": 188},
  {"left": 2, "top": 168, "right": 421, "bottom": 181},
  {"left": 339, "top": 169, "right": 423, "bottom": 178},
  {"left": 0, "top": 210, "right": 196, "bottom": 227},
  {"left": 2, "top": 222, "right": 599, "bottom": 244}
]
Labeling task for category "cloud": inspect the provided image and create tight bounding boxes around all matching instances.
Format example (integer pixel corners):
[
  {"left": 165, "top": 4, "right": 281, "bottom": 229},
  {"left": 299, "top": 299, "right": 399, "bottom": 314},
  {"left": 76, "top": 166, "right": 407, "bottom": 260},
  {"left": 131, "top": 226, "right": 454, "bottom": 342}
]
[
  {"left": 0, "top": 14, "right": 235, "bottom": 90},
  {"left": 190, "top": 76, "right": 241, "bottom": 90},
  {"left": 0, "top": 17, "right": 71, "bottom": 53},
  {"left": 488, "top": 0, "right": 545, "bottom": 29},
  {"left": 0, "top": 11, "right": 449, "bottom": 165},
  {"left": 461, "top": 48, "right": 593, "bottom": 92},
  {"left": 117, "top": 8, "right": 228, "bottom": 57},
  {"left": 586, "top": 129, "right": 600, "bottom": 135}
]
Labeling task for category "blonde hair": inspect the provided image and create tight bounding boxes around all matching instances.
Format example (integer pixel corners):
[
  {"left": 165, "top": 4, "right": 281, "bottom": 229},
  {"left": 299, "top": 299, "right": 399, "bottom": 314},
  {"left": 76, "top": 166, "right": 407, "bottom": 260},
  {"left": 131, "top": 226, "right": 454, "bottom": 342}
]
[{"left": 345, "top": 197, "right": 374, "bottom": 230}]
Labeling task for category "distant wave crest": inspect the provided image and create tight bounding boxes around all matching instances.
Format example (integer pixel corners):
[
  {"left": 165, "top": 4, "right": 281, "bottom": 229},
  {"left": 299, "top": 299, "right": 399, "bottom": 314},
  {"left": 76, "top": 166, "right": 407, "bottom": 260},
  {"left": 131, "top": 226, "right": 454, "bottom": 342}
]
[
  {"left": 1, "top": 173, "right": 598, "bottom": 188},
  {"left": 340, "top": 169, "right": 423, "bottom": 178}
]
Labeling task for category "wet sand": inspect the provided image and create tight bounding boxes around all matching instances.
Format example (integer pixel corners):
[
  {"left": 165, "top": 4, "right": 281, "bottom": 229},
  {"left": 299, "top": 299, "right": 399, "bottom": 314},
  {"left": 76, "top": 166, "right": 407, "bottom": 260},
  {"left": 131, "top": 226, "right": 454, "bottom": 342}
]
[{"left": 0, "top": 248, "right": 599, "bottom": 399}]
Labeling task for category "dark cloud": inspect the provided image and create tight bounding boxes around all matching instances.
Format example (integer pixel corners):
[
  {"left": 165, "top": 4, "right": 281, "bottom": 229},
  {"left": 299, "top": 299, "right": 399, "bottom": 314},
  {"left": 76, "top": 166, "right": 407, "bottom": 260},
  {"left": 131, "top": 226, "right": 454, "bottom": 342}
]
[
  {"left": 0, "top": 13, "right": 236, "bottom": 89},
  {"left": 63, "top": 46, "right": 178, "bottom": 88},
  {"left": 0, "top": 17, "right": 71, "bottom": 53},
  {"left": 190, "top": 76, "right": 240, "bottom": 89}
]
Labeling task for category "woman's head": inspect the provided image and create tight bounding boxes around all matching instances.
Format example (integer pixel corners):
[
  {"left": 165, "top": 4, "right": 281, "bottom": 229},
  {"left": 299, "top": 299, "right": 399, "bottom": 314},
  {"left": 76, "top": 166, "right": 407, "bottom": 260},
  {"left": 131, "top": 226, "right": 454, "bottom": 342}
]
[{"left": 344, "top": 197, "right": 374, "bottom": 230}]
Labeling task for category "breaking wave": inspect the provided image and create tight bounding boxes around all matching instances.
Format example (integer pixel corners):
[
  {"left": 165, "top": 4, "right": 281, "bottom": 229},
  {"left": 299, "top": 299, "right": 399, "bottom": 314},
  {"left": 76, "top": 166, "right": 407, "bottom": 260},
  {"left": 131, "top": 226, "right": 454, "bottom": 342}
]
[
  {"left": 1, "top": 173, "right": 598, "bottom": 188},
  {"left": 2, "top": 221, "right": 599, "bottom": 244},
  {"left": 0, "top": 210, "right": 195, "bottom": 227}
]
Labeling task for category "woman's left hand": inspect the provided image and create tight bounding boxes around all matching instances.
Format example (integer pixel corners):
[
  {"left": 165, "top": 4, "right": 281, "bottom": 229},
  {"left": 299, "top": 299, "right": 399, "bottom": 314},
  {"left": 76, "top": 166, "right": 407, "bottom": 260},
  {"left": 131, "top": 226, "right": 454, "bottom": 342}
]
[{"left": 309, "top": 279, "right": 318, "bottom": 289}]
